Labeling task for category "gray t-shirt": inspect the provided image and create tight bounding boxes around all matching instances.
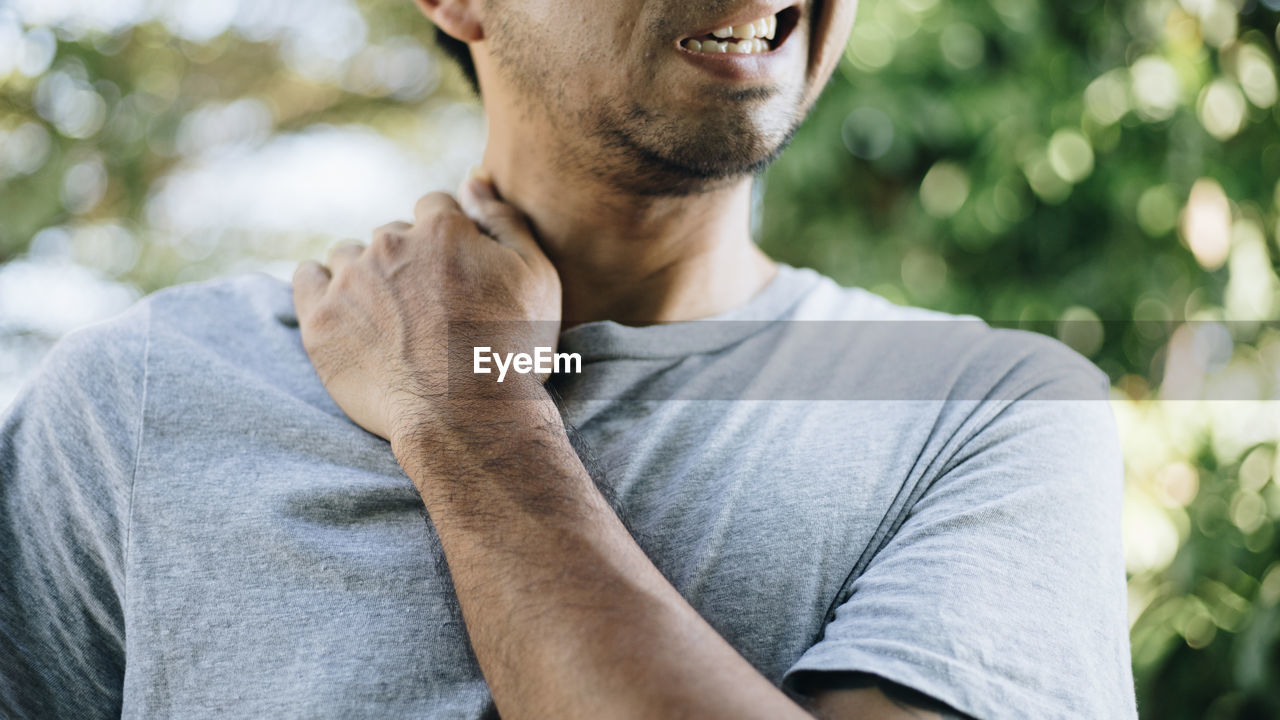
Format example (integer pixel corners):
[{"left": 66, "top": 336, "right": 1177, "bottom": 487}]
[{"left": 0, "top": 263, "right": 1136, "bottom": 719}]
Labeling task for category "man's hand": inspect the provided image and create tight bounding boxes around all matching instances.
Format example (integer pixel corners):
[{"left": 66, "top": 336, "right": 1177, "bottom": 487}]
[
  {"left": 291, "top": 173, "right": 561, "bottom": 449},
  {"left": 292, "top": 174, "right": 956, "bottom": 720}
]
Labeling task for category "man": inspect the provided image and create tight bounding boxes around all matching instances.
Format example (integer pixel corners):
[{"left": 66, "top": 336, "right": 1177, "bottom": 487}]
[{"left": 0, "top": 0, "right": 1136, "bottom": 718}]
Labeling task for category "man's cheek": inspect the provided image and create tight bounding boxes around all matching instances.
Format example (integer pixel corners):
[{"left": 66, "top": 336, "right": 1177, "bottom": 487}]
[{"left": 804, "top": 0, "right": 858, "bottom": 105}]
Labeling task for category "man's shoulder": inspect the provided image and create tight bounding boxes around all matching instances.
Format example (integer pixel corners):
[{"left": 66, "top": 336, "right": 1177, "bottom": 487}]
[
  {"left": 136, "top": 271, "right": 319, "bottom": 406},
  {"left": 786, "top": 270, "right": 971, "bottom": 324},
  {"left": 52, "top": 270, "right": 292, "bottom": 341},
  {"left": 22, "top": 271, "right": 297, "bottom": 405},
  {"left": 143, "top": 270, "right": 296, "bottom": 336},
  {"left": 790, "top": 270, "right": 1108, "bottom": 402}
]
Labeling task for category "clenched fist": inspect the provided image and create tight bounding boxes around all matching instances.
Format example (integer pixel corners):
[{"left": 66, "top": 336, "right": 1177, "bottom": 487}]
[{"left": 292, "top": 172, "right": 562, "bottom": 452}]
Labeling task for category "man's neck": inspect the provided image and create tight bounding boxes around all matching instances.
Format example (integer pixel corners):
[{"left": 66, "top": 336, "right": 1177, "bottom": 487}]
[{"left": 480, "top": 145, "right": 778, "bottom": 328}]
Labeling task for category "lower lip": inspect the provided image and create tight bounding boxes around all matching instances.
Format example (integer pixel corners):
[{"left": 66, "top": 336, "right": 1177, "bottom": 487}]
[{"left": 674, "top": 38, "right": 794, "bottom": 82}]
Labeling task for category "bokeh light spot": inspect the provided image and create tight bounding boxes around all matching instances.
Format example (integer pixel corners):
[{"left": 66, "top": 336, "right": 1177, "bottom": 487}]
[
  {"left": 919, "top": 161, "right": 969, "bottom": 218},
  {"left": 846, "top": 22, "right": 896, "bottom": 71},
  {"left": 1234, "top": 44, "right": 1278, "bottom": 109},
  {"left": 1137, "top": 185, "right": 1179, "bottom": 237},
  {"left": 900, "top": 248, "right": 948, "bottom": 300},
  {"left": 841, "top": 106, "right": 895, "bottom": 160},
  {"left": 1156, "top": 461, "right": 1200, "bottom": 508},
  {"left": 1131, "top": 56, "right": 1183, "bottom": 122},
  {"left": 1057, "top": 305, "right": 1105, "bottom": 358},
  {"left": 60, "top": 156, "right": 108, "bottom": 215},
  {"left": 1179, "top": 178, "right": 1232, "bottom": 270},
  {"left": 1047, "top": 129, "right": 1095, "bottom": 184},
  {"left": 1084, "top": 69, "right": 1132, "bottom": 125},
  {"left": 940, "top": 23, "right": 984, "bottom": 70},
  {"left": 1224, "top": 219, "right": 1274, "bottom": 320},
  {"left": 1197, "top": 78, "right": 1247, "bottom": 141}
]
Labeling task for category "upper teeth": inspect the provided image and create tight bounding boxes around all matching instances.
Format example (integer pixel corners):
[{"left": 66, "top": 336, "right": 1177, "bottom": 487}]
[
  {"left": 683, "top": 14, "right": 777, "bottom": 54},
  {"left": 711, "top": 15, "right": 777, "bottom": 41}
]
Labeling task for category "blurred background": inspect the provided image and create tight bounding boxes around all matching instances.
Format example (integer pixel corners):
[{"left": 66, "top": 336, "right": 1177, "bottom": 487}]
[{"left": 1, "top": 0, "right": 1279, "bottom": 715}]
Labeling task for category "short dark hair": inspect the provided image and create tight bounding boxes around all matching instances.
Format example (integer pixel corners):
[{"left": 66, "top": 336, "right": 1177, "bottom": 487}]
[{"left": 434, "top": 27, "right": 479, "bottom": 95}]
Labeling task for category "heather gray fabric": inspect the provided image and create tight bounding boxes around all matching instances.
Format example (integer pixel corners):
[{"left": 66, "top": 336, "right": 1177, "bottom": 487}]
[{"left": 0, "top": 264, "right": 1136, "bottom": 719}]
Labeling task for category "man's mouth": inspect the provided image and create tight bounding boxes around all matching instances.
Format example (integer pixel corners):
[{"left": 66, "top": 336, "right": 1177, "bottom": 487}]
[{"left": 679, "top": 8, "right": 799, "bottom": 55}]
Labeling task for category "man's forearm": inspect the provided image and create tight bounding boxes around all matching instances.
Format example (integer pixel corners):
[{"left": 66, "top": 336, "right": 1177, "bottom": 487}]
[{"left": 395, "top": 384, "right": 810, "bottom": 720}]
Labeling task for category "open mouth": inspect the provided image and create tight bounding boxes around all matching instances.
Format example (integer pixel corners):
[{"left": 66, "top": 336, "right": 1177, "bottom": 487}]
[{"left": 679, "top": 7, "right": 800, "bottom": 55}]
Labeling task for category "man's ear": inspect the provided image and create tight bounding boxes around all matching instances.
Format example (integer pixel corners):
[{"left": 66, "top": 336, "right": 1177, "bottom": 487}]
[{"left": 412, "top": 0, "right": 484, "bottom": 43}]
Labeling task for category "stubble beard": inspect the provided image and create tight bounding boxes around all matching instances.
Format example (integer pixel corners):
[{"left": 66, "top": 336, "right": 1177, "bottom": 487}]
[
  {"left": 487, "top": 9, "right": 809, "bottom": 198},
  {"left": 582, "top": 88, "right": 808, "bottom": 197}
]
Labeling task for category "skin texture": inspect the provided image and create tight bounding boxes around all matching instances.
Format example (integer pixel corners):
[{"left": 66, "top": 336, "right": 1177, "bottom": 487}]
[
  {"left": 457, "top": 0, "right": 821, "bottom": 326},
  {"left": 482, "top": 0, "right": 806, "bottom": 193},
  {"left": 292, "top": 0, "right": 964, "bottom": 717}
]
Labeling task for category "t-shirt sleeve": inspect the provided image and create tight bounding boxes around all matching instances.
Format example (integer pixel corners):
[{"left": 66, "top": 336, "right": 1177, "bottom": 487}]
[
  {"left": 782, "top": 335, "right": 1136, "bottom": 719},
  {"left": 0, "top": 301, "right": 149, "bottom": 719}
]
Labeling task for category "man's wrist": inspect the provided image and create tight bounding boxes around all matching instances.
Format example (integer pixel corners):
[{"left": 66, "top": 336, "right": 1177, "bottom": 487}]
[{"left": 389, "top": 377, "right": 567, "bottom": 496}]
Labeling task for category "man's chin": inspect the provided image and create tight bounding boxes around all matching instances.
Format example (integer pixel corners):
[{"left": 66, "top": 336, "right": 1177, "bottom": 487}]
[
  {"left": 643, "top": 133, "right": 798, "bottom": 195},
  {"left": 602, "top": 151, "right": 772, "bottom": 197},
  {"left": 589, "top": 121, "right": 800, "bottom": 197}
]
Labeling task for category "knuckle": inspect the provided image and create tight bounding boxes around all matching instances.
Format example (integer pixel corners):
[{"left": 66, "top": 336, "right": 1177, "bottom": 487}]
[
  {"left": 421, "top": 210, "right": 471, "bottom": 240},
  {"left": 310, "top": 298, "right": 342, "bottom": 326},
  {"left": 294, "top": 260, "right": 324, "bottom": 282},
  {"left": 413, "top": 191, "right": 453, "bottom": 217},
  {"left": 420, "top": 190, "right": 452, "bottom": 204},
  {"left": 371, "top": 229, "right": 404, "bottom": 254},
  {"left": 330, "top": 266, "right": 358, "bottom": 291},
  {"left": 326, "top": 241, "right": 362, "bottom": 263}
]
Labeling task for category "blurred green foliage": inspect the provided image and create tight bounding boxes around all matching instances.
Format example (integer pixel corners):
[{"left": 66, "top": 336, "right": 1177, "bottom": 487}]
[
  {"left": 763, "top": 0, "right": 1280, "bottom": 716},
  {"left": 2, "top": 0, "right": 1280, "bottom": 716}
]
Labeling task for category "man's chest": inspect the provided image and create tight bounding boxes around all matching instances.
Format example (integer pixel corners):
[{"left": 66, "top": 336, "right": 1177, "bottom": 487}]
[{"left": 124, "top": 375, "right": 934, "bottom": 716}]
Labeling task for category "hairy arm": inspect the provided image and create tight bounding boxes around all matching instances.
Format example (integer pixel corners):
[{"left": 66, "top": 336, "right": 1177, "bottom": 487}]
[
  {"left": 396, "top": 384, "right": 810, "bottom": 719},
  {"left": 292, "top": 180, "right": 970, "bottom": 720},
  {"left": 395, "top": 381, "right": 965, "bottom": 720}
]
